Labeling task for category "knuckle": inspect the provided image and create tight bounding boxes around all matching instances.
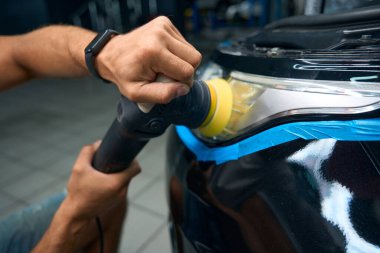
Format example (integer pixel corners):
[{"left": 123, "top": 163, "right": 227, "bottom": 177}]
[
  {"left": 182, "top": 65, "right": 194, "bottom": 79},
  {"left": 126, "top": 87, "right": 139, "bottom": 102},
  {"left": 153, "top": 27, "right": 166, "bottom": 38},
  {"left": 72, "top": 164, "right": 82, "bottom": 174},
  {"left": 159, "top": 90, "right": 175, "bottom": 104},
  {"left": 139, "top": 43, "right": 158, "bottom": 59},
  {"left": 194, "top": 51, "right": 202, "bottom": 65},
  {"left": 156, "top": 16, "right": 171, "bottom": 26},
  {"left": 118, "top": 85, "right": 128, "bottom": 97}
]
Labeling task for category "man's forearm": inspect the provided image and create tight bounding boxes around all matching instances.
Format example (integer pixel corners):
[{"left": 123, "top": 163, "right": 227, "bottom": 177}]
[
  {"left": 14, "top": 25, "right": 95, "bottom": 79},
  {"left": 1, "top": 17, "right": 202, "bottom": 103},
  {"left": 32, "top": 198, "right": 90, "bottom": 253},
  {"left": 33, "top": 197, "right": 128, "bottom": 253},
  {"left": 0, "top": 25, "right": 95, "bottom": 89}
]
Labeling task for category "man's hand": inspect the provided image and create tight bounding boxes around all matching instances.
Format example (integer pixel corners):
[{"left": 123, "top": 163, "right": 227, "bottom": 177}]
[
  {"left": 0, "top": 17, "right": 201, "bottom": 103},
  {"left": 64, "top": 141, "right": 140, "bottom": 220},
  {"left": 32, "top": 141, "right": 140, "bottom": 253},
  {"left": 96, "top": 16, "right": 202, "bottom": 104}
]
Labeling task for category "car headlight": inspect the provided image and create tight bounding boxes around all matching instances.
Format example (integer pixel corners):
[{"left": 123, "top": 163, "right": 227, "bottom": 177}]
[{"left": 194, "top": 62, "right": 380, "bottom": 143}]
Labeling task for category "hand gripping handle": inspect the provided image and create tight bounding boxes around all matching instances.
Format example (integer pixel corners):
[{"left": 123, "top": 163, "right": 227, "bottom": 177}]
[{"left": 92, "top": 119, "right": 148, "bottom": 173}]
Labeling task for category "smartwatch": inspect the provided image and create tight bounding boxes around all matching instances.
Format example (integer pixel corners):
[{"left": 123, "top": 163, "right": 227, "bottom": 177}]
[{"left": 85, "top": 29, "right": 120, "bottom": 83}]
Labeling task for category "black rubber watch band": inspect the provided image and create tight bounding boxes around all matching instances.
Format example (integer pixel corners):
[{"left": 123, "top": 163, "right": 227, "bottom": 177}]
[{"left": 85, "top": 29, "right": 119, "bottom": 83}]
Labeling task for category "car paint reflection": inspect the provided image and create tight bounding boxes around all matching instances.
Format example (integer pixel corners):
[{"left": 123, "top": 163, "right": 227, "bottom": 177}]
[{"left": 167, "top": 130, "right": 380, "bottom": 253}]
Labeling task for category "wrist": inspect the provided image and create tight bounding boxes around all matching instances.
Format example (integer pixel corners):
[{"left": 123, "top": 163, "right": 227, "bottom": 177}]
[
  {"left": 59, "top": 196, "right": 93, "bottom": 225},
  {"left": 85, "top": 29, "right": 120, "bottom": 83},
  {"left": 94, "top": 43, "right": 115, "bottom": 83}
]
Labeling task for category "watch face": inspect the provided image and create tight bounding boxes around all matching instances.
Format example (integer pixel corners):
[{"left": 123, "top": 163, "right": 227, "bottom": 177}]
[
  {"left": 86, "top": 32, "right": 105, "bottom": 55},
  {"left": 85, "top": 29, "right": 119, "bottom": 82},
  {"left": 87, "top": 29, "right": 119, "bottom": 55}
]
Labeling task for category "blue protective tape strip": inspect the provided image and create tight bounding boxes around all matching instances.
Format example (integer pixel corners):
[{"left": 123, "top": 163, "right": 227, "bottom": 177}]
[{"left": 176, "top": 118, "right": 380, "bottom": 164}]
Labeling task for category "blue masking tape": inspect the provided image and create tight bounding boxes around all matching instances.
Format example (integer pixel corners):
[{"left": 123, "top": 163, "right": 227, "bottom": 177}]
[{"left": 176, "top": 118, "right": 380, "bottom": 164}]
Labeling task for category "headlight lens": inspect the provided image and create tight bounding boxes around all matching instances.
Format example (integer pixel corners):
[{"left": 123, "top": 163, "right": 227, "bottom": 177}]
[{"left": 194, "top": 62, "right": 380, "bottom": 143}]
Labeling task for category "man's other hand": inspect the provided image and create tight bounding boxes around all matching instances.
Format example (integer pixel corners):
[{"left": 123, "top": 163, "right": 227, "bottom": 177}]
[
  {"left": 64, "top": 141, "right": 141, "bottom": 220},
  {"left": 96, "top": 16, "right": 202, "bottom": 104}
]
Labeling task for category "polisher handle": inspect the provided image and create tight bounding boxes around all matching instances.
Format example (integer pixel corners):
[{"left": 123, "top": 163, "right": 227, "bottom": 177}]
[
  {"left": 92, "top": 75, "right": 174, "bottom": 173},
  {"left": 137, "top": 74, "right": 173, "bottom": 113},
  {"left": 92, "top": 119, "right": 148, "bottom": 173},
  {"left": 91, "top": 78, "right": 210, "bottom": 174}
]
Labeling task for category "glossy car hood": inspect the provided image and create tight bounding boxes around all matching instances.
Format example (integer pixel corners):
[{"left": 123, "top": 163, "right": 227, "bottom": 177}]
[
  {"left": 166, "top": 5, "right": 380, "bottom": 253},
  {"left": 210, "top": 5, "right": 380, "bottom": 82}
]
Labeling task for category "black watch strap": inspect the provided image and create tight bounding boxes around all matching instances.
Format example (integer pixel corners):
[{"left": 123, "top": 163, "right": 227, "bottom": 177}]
[{"left": 85, "top": 29, "right": 119, "bottom": 83}]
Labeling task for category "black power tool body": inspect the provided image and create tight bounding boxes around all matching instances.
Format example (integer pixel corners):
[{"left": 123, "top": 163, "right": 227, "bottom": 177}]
[{"left": 92, "top": 80, "right": 210, "bottom": 173}]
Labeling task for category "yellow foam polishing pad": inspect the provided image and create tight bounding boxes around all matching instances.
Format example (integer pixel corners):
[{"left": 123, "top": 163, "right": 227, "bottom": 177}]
[{"left": 199, "top": 78, "right": 233, "bottom": 137}]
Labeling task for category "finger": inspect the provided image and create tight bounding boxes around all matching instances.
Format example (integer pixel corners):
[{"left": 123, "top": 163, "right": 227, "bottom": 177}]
[
  {"left": 171, "top": 24, "right": 185, "bottom": 39},
  {"left": 93, "top": 140, "right": 102, "bottom": 150},
  {"left": 127, "top": 160, "right": 141, "bottom": 177},
  {"left": 152, "top": 16, "right": 186, "bottom": 42},
  {"left": 75, "top": 144, "right": 96, "bottom": 165},
  {"left": 129, "top": 81, "right": 190, "bottom": 104},
  {"left": 164, "top": 24, "right": 189, "bottom": 45},
  {"left": 165, "top": 21, "right": 187, "bottom": 42},
  {"left": 119, "top": 160, "right": 141, "bottom": 183},
  {"left": 153, "top": 50, "right": 194, "bottom": 84},
  {"left": 167, "top": 36, "right": 202, "bottom": 68},
  {"left": 163, "top": 25, "right": 199, "bottom": 56}
]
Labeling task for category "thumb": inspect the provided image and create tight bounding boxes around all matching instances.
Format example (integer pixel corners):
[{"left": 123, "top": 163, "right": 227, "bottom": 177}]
[
  {"left": 135, "top": 81, "right": 190, "bottom": 104},
  {"left": 120, "top": 160, "right": 141, "bottom": 184}
]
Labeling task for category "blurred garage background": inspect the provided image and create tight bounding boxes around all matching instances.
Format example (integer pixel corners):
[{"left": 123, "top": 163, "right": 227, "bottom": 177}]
[{"left": 0, "top": 0, "right": 379, "bottom": 252}]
